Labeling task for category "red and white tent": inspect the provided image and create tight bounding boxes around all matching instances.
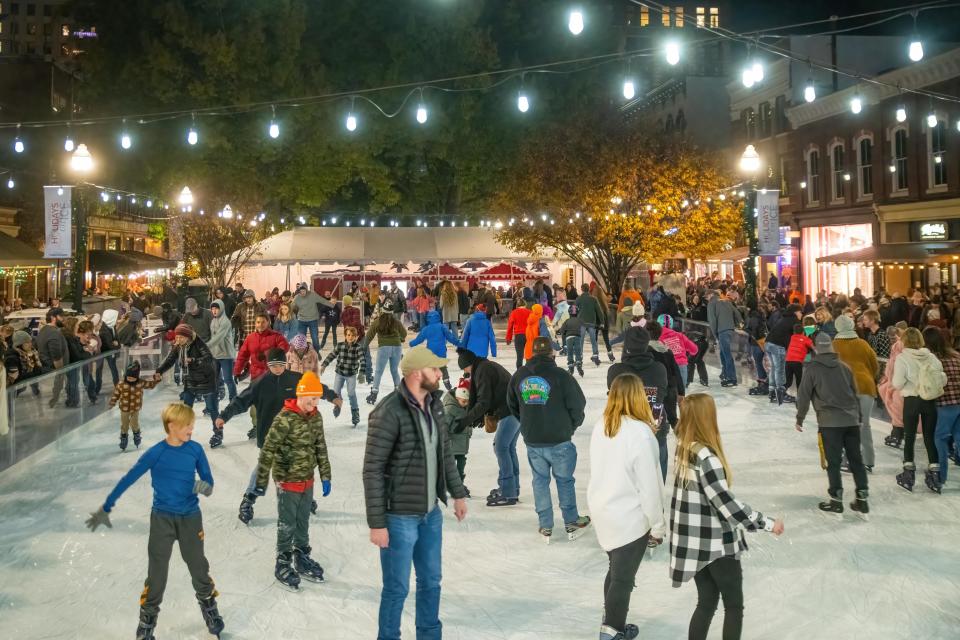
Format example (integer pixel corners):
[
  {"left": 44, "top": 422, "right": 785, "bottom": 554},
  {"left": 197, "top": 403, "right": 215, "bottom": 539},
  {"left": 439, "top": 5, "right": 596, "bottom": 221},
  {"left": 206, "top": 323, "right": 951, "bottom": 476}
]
[{"left": 477, "top": 262, "right": 544, "bottom": 280}]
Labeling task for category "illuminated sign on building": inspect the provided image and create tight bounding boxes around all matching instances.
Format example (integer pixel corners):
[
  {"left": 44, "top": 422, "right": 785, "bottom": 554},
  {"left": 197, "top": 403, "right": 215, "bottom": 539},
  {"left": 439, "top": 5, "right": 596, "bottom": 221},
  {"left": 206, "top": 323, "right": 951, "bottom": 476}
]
[{"left": 919, "top": 222, "right": 948, "bottom": 241}]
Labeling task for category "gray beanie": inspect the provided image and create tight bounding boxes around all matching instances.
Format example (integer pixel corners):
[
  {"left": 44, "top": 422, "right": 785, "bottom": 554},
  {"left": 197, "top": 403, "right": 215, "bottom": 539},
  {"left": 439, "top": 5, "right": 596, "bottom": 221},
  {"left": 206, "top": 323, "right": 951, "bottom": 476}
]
[
  {"left": 814, "top": 332, "right": 834, "bottom": 353},
  {"left": 12, "top": 330, "right": 31, "bottom": 348}
]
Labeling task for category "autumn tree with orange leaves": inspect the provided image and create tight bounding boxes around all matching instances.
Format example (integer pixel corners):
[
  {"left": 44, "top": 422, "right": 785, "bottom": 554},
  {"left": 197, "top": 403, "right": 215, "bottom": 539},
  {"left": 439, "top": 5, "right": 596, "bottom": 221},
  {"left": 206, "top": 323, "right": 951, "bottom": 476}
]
[{"left": 495, "top": 110, "right": 742, "bottom": 298}]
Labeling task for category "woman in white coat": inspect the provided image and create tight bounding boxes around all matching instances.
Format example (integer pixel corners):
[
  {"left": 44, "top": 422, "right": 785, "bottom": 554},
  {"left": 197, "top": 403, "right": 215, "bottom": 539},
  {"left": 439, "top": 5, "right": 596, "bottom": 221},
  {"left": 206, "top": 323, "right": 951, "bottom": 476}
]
[{"left": 588, "top": 373, "right": 667, "bottom": 640}]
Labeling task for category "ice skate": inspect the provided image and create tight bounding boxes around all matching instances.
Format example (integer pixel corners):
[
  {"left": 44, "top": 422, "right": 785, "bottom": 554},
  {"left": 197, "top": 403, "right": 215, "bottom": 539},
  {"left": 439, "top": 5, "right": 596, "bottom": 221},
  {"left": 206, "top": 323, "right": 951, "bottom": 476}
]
[
  {"left": 884, "top": 429, "right": 902, "bottom": 448},
  {"left": 246, "top": 426, "right": 256, "bottom": 440},
  {"left": 576, "top": 364, "right": 585, "bottom": 377},
  {"left": 599, "top": 623, "right": 639, "bottom": 640},
  {"left": 293, "top": 546, "right": 325, "bottom": 583},
  {"left": 567, "top": 365, "right": 575, "bottom": 374},
  {"left": 565, "top": 515, "right": 592, "bottom": 541},
  {"left": 538, "top": 527, "right": 552, "bottom": 544},
  {"left": 274, "top": 552, "right": 301, "bottom": 591},
  {"left": 133, "top": 431, "right": 142, "bottom": 448},
  {"left": 487, "top": 494, "right": 518, "bottom": 507},
  {"left": 238, "top": 493, "right": 256, "bottom": 524},
  {"left": 119, "top": 433, "right": 128, "bottom": 452},
  {"left": 607, "top": 351, "right": 615, "bottom": 363},
  {"left": 782, "top": 391, "right": 796, "bottom": 404},
  {"left": 591, "top": 354, "right": 601, "bottom": 367},
  {"left": 896, "top": 465, "right": 915, "bottom": 492},
  {"left": 748, "top": 382, "right": 769, "bottom": 396},
  {"left": 209, "top": 427, "right": 224, "bottom": 449},
  {"left": 366, "top": 389, "right": 378, "bottom": 405},
  {"left": 925, "top": 466, "right": 942, "bottom": 494},
  {"left": 197, "top": 595, "right": 224, "bottom": 638},
  {"left": 351, "top": 407, "right": 360, "bottom": 428},
  {"left": 818, "top": 490, "right": 843, "bottom": 519},
  {"left": 136, "top": 610, "right": 157, "bottom": 640},
  {"left": 487, "top": 488, "right": 501, "bottom": 501},
  {"left": 850, "top": 489, "right": 869, "bottom": 521}
]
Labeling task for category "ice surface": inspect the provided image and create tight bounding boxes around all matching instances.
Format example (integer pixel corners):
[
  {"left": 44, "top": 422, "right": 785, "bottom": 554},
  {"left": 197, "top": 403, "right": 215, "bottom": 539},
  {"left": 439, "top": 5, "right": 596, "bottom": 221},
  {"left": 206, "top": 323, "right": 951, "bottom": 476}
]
[{"left": 1, "top": 346, "right": 959, "bottom": 640}]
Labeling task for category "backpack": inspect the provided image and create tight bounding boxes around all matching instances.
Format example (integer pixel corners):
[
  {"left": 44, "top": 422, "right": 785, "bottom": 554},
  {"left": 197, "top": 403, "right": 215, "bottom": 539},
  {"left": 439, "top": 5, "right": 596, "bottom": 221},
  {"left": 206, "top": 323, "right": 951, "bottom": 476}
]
[{"left": 916, "top": 355, "right": 948, "bottom": 401}]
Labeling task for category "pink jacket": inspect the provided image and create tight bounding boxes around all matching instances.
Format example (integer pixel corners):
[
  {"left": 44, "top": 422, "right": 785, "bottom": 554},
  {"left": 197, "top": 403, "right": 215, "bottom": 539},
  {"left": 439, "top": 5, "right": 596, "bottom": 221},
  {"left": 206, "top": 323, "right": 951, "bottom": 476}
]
[
  {"left": 286, "top": 348, "right": 319, "bottom": 375},
  {"left": 878, "top": 339, "right": 904, "bottom": 428},
  {"left": 659, "top": 326, "right": 698, "bottom": 367},
  {"left": 411, "top": 295, "right": 433, "bottom": 313}
]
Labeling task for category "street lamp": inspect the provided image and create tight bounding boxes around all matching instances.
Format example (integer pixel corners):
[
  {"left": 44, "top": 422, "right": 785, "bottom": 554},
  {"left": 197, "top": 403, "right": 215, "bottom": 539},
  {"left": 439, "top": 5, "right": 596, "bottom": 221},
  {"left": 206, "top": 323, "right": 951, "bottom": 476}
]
[
  {"left": 69, "top": 144, "right": 95, "bottom": 312},
  {"left": 739, "top": 144, "right": 761, "bottom": 309}
]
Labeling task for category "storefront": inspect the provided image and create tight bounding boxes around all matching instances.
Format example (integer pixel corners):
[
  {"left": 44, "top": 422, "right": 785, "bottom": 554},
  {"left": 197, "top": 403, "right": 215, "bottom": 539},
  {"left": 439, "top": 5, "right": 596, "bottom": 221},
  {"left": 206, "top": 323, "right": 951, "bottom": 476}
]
[
  {"left": 876, "top": 198, "right": 960, "bottom": 290},
  {"left": 802, "top": 223, "right": 875, "bottom": 295}
]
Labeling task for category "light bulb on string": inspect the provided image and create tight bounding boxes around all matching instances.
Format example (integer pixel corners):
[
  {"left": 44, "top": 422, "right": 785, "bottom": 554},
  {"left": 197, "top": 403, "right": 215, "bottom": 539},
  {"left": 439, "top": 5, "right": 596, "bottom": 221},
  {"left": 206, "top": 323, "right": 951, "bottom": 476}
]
[
  {"left": 908, "top": 11, "right": 924, "bottom": 61},
  {"left": 956, "top": 120, "right": 960, "bottom": 132},
  {"left": 187, "top": 118, "right": 198, "bottom": 145},
  {"left": 7, "top": 177, "right": 14, "bottom": 189},
  {"left": 146, "top": 200, "right": 153, "bottom": 208},
  {"left": 346, "top": 113, "right": 357, "bottom": 131},
  {"left": 622, "top": 79, "right": 635, "bottom": 100},
  {"left": 568, "top": 9, "right": 584, "bottom": 35},
  {"left": 416, "top": 88, "right": 428, "bottom": 124},
  {"left": 57, "top": 187, "right": 64, "bottom": 196},
  {"left": 741, "top": 68, "right": 755, "bottom": 88},
  {"left": 751, "top": 60, "right": 764, "bottom": 83},
  {"left": 896, "top": 105, "right": 907, "bottom": 122},
  {"left": 850, "top": 95, "right": 862, "bottom": 114},
  {"left": 517, "top": 91, "right": 529, "bottom": 113},
  {"left": 268, "top": 105, "right": 280, "bottom": 139},
  {"left": 64, "top": 127, "right": 74, "bottom": 152},
  {"left": 14, "top": 138, "right": 24, "bottom": 154},
  {"left": 665, "top": 41, "right": 680, "bottom": 66},
  {"left": 804, "top": 78, "right": 816, "bottom": 103},
  {"left": 927, "top": 112, "right": 938, "bottom": 128}
]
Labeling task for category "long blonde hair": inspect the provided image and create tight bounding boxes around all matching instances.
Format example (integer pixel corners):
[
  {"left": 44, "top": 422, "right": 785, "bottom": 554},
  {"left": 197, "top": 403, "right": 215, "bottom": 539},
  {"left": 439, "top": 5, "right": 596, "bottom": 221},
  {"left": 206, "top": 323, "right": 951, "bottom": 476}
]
[
  {"left": 673, "top": 393, "right": 733, "bottom": 487},
  {"left": 440, "top": 280, "right": 457, "bottom": 308},
  {"left": 603, "top": 374, "right": 656, "bottom": 438}
]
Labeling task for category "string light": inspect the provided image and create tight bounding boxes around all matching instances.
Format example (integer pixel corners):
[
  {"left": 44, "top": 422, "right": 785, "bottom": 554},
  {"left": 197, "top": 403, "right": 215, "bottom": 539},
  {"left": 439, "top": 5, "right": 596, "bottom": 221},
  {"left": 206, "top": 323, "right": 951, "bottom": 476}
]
[
  {"left": 14, "top": 137, "right": 24, "bottom": 154},
  {"left": 622, "top": 78, "right": 636, "bottom": 100},
  {"left": 6, "top": 177, "right": 13, "bottom": 189},
  {"left": 568, "top": 8, "right": 584, "bottom": 36},
  {"left": 346, "top": 112, "right": 358, "bottom": 131},
  {"left": 64, "top": 126, "right": 74, "bottom": 152},
  {"left": 517, "top": 83, "right": 530, "bottom": 113},
  {"left": 101, "top": 191, "right": 110, "bottom": 202},
  {"left": 741, "top": 68, "right": 755, "bottom": 89},
  {"left": 926, "top": 111, "right": 937, "bottom": 128},
  {"left": 665, "top": 41, "right": 680, "bottom": 66},
  {"left": 896, "top": 105, "right": 907, "bottom": 122},
  {"left": 416, "top": 89, "right": 428, "bottom": 124},
  {"left": 908, "top": 12, "right": 924, "bottom": 62},
  {"left": 146, "top": 200, "right": 153, "bottom": 208},
  {"left": 268, "top": 106, "right": 280, "bottom": 139},
  {"left": 804, "top": 78, "right": 816, "bottom": 103},
  {"left": 850, "top": 94, "right": 862, "bottom": 114},
  {"left": 751, "top": 60, "right": 764, "bottom": 83},
  {"left": 187, "top": 115, "right": 199, "bottom": 145},
  {"left": 57, "top": 187, "right": 64, "bottom": 196}
]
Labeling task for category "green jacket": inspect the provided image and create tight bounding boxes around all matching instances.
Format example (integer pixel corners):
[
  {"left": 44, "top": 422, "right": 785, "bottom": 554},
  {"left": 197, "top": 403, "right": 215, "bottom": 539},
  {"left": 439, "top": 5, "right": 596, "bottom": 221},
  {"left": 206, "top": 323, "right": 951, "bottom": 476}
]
[
  {"left": 442, "top": 392, "right": 472, "bottom": 456},
  {"left": 365, "top": 320, "right": 407, "bottom": 347},
  {"left": 256, "top": 401, "right": 331, "bottom": 490},
  {"left": 576, "top": 292, "right": 602, "bottom": 326}
]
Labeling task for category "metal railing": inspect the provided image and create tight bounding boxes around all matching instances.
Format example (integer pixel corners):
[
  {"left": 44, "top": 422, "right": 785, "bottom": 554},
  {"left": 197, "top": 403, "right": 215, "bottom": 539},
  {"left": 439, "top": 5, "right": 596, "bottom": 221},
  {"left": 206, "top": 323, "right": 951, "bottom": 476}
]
[{"left": 1, "top": 335, "right": 170, "bottom": 473}]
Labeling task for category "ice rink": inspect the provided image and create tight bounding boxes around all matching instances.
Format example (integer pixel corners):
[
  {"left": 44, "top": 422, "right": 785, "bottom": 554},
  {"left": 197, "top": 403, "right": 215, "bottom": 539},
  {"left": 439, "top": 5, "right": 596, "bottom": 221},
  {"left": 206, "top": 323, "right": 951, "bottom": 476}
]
[{"left": 1, "top": 347, "right": 958, "bottom": 640}]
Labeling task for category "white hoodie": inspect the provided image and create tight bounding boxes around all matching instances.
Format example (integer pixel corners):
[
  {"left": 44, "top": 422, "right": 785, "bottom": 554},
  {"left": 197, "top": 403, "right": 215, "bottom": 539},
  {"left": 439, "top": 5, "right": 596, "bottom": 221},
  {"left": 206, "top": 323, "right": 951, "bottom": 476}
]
[
  {"left": 588, "top": 416, "right": 667, "bottom": 551},
  {"left": 892, "top": 347, "right": 945, "bottom": 398}
]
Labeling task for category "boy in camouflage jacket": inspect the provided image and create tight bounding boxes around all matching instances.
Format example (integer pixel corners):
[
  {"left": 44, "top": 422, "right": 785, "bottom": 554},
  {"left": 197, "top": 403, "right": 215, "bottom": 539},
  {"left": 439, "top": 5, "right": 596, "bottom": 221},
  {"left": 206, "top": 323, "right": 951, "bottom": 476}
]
[
  {"left": 255, "top": 370, "right": 331, "bottom": 591},
  {"left": 108, "top": 361, "right": 160, "bottom": 451}
]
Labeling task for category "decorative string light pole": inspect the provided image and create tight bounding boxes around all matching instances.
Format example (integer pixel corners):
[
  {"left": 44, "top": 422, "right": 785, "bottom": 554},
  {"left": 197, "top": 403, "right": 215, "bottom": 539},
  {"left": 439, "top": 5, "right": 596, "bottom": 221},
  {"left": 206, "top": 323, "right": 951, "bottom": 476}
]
[
  {"left": 739, "top": 144, "right": 761, "bottom": 310},
  {"left": 69, "top": 144, "right": 94, "bottom": 313}
]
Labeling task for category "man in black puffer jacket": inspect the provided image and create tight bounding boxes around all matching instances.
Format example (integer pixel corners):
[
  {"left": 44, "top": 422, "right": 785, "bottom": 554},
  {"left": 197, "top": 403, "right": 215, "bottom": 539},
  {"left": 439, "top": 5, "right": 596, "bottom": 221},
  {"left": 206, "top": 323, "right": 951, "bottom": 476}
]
[
  {"left": 363, "top": 344, "right": 467, "bottom": 640},
  {"left": 456, "top": 348, "right": 516, "bottom": 506},
  {"left": 507, "top": 337, "right": 589, "bottom": 540},
  {"left": 156, "top": 324, "right": 221, "bottom": 446},
  {"left": 608, "top": 327, "right": 669, "bottom": 479}
]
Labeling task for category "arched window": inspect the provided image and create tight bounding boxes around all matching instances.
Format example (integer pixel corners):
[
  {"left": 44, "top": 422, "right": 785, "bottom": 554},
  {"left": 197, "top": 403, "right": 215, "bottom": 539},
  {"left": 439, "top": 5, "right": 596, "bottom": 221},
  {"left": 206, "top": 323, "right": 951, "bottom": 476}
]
[
  {"left": 805, "top": 146, "right": 821, "bottom": 205},
  {"left": 828, "top": 139, "right": 846, "bottom": 203},
  {"left": 927, "top": 115, "right": 947, "bottom": 190},
  {"left": 889, "top": 125, "right": 909, "bottom": 195},
  {"left": 854, "top": 133, "right": 873, "bottom": 199}
]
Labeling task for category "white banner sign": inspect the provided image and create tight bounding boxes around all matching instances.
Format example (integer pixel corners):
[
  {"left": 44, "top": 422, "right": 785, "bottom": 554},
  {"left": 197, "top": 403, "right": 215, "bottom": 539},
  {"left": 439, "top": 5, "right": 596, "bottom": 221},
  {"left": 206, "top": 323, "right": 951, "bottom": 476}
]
[
  {"left": 756, "top": 190, "right": 780, "bottom": 257},
  {"left": 43, "top": 185, "right": 73, "bottom": 259}
]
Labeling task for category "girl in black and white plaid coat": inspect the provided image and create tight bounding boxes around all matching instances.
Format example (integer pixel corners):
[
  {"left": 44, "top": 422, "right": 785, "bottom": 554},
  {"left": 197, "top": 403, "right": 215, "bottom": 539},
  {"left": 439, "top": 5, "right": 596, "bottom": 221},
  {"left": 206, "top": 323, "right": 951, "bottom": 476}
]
[{"left": 669, "top": 393, "right": 784, "bottom": 640}]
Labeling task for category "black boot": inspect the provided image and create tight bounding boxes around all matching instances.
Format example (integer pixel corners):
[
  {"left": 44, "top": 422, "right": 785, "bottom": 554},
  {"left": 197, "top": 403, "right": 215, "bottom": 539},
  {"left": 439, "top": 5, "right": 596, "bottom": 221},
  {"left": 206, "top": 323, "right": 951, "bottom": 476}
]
[
  {"left": 238, "top": 493, "right": 256, "bottom": 524},
  {"left": 818, "top": 489, "right": 843, "bottom": 515},
  {"left": 351, "top": 407, "right": 360, "bottom": 428},
  {"left": 896, "top": 464, "right": 915, "bottom": 492},
  {"left": 136, "top": 610, "right": 157, "bottom": 640},
  {"left": 133, "top": 430, "right": 142, "bottom": 448},
  {"left": 119, "top": 433, "right": 128, "bottom": 451},
  {"left": 197, "top": 595, "right": 225, "bottom": 637},
  {"left": 925, "top": 465, "right": 942, "bottom": 494},
  {"left": 884, "top": 427, "right": 903, "bottom": 448},
  {"left": 293, "top": 546, "right": 325, "bottom": 583},
  {"left": 275, "top": 552, "right": 301, "bottom": 591},
  {"left": 850, "top": 489, "right": 869, "bottom": 520}
]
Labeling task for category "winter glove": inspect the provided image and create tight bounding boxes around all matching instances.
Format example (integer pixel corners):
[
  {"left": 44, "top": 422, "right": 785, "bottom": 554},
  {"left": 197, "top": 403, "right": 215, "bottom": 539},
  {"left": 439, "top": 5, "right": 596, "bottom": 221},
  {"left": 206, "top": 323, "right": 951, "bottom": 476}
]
[
  {"left": 358, "top": 372, "right": 366, "bottom": 384},
  {"left": 233, "top": 375, "right": 242, "bottom": 385},
  {"left": 85, "top": 507, "right": 112, "bottom": 532},
  {"left": 321, "top": 480, "right": 331, "bottom": 497},
  {"left": 193, "top": 480, "right": 213, "bottom": 497},
  {"left": 252, "top": 486, "right": 266, "bottom": 497}
]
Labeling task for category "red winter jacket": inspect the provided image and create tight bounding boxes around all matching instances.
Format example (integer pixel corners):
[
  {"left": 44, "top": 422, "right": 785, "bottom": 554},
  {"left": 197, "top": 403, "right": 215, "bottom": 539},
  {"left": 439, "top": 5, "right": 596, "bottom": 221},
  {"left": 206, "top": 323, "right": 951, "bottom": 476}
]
[
  {"left": 235, "top": 329, "right": 289, "bottom": 380},
  {"left": 786, "top": 334, "right": 814, "bottom": 363},
  {"left": 506, "top": 307, "right": 531, "bottom": 343}
]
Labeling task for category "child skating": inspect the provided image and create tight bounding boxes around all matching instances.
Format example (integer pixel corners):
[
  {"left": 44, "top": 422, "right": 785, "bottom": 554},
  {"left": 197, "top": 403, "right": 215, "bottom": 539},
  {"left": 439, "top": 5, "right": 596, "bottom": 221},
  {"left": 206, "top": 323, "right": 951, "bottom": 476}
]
[
  {"left": 442, "top": 378, "right": 474, "bottom": 496},
  {"left": 85, "top": 402, "right": 223, "bottom": 639},
  {"left": 108, "top": 361, "right": 160, "bottom": 451},
  {"left": 254, "top": 370, "right": 332, "bottom": 591},
  {"left": 409, "top": 309, "right": 460, "bottom": 391},
  {"left": 320, "top": 325, "right": 367, "bottom": 427}
]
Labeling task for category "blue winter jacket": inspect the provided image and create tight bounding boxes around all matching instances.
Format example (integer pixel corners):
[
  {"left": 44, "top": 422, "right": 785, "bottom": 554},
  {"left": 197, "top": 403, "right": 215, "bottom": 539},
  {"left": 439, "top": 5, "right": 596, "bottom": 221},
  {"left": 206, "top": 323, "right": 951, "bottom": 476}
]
[
  {"left": 409, "top": 310, "right": 460, "bottom": 357},
  {"left": 460, "top": 310, "right": 497, "bottom": 359}
]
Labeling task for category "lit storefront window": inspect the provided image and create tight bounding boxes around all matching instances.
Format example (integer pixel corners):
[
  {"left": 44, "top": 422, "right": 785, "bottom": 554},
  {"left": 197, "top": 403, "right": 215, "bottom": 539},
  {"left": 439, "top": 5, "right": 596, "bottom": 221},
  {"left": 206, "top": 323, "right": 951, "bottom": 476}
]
[{"left": 802, "top": 224, "right": 874, "bottom": 295}]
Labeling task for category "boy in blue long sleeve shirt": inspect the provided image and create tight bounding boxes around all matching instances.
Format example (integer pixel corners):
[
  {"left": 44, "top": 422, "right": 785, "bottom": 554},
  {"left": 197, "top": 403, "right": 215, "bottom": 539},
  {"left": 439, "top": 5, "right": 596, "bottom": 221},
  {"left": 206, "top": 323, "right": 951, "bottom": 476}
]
[
  {"left": 86, "top": 403, "right": 224, "bottom": 640},
  {"left": 409, "top": 309, "right": 460, "bottom": 391}
]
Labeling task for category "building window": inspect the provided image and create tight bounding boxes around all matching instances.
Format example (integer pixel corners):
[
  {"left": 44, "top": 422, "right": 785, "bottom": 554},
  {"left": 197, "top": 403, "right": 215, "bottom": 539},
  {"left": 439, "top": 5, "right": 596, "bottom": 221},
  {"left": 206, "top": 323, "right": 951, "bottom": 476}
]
[
  {"left": 929, "top": 118, "right": 947, "bottom": 188},
  {"left": 0, "top": 40, "right": 4, "bottom": 53},
  {"left": 830, "top": 142, "right": 845, "bottom": 202},
  {"left": 709, "top": 7, "right": 719, "bottom": 27},
  {"left": 639, "top": 6, "right": 649, "bottom": 26},
  {"left": 857, "top": 136, "right": 873, "bottom": 198},
  {"left": 43, "top": 22, "right": 51, "bottom": 35},
  {"left": 27, "top": 22, "right": 37, "bottom": 35},
  {"left": 92, "top": 235, "right": 106, "bottom": 251},
  {"left": 758, "top": 101, "right": 772, "bottom": 138},
  {"left": 61, "top": 23, "right": 69, "bottom": 37},
  {"left": 675, "top": 7, "right": 684, "bottom": 27},
  {"left": 892, "top": 127, "right": 908, "bottom": 193},
  {"left": 26, "top": 2, "right": 34, "bottom": 16},
  {"left": 779, "top": 156, "right": 790, "bottom": 197},
  {"left": 695, "top": 7, "right": 705, "bottom": 27},
  {"left": 11, "top": 3, "right": 19, "bottom": 16},
  {"left": 740, "top": 107, "right": 755, "bottom": 141},
  {"left": 661, "top": 7, "right": 670, "bottom": 27},
  {"left": 806, "top": 148, "right": 821, "bottom": 205},
  {"left": 43, "top": 4, "right": 51, "bottom": 17},
  {"left": 0, "top": 22, "right": 3, "bottom": 34}
]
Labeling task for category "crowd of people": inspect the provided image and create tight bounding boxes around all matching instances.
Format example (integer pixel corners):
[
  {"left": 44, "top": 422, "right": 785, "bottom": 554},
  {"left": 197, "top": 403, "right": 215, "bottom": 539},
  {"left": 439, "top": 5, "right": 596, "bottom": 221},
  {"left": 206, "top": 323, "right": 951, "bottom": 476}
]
[{"left": 2, "top": 272, "right": 951, "bottom": 640}]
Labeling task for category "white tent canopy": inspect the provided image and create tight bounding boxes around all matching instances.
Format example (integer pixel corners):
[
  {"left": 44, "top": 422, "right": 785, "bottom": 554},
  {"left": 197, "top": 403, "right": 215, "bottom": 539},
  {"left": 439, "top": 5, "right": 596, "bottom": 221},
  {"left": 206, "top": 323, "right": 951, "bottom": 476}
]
[{"left": 242, "top": 227, "right": 532, "bottom": 265}]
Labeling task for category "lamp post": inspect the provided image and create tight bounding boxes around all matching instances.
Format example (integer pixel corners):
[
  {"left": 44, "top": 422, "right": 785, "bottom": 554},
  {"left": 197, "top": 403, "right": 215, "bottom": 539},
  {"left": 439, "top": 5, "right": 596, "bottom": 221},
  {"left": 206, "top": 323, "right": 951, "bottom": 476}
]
[
  {"left": 69, "top": 143, "right": 94, "bottom": 313},
  {"left": 739, "top": 144, "right": 761, "bottom": 310}
]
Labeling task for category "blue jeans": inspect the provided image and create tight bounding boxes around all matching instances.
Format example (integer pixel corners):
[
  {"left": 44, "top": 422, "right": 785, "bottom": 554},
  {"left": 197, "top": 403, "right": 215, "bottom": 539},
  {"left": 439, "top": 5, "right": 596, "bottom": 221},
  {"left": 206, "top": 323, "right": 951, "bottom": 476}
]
[
  {"left": 94, "top": 354, "right": 119, "bottom": 394},
  {"left": 378, "top": 506, "right": 443, "bottom": 640},
  {"left": 580, "top": 324, "right": 599, "bottom": 358},
  {"left": 750, "top": 344, "right": 767, "bottom": 383},
  {"left": 298, "top": 319, "right": 320, "bottom": 352},
  {"left": 417, "top": 312, "right": 428, "bottom": 329},
  {"left": 764, "top": 343, "right": 787, "bottom": 389},
  {"left": 565, "top": 335, "right": 583, "bottom": 367},
  {"left": 717, "top": 330, "right": 736, "bottom": 383},
  {"left": 334, "top": 373, "right": 358, "bottom": 411},
  {"left": 445, "top": 321, "right": 458, "bottom": 337},
  {"left": 180, "top": 389, "right": 219, "bottom": 429},
  {"left": 374, "top": 345, "right": 403, "bottom": 391},
  {"left": 215, "top": 358, "right": 237, "bottom": 400},
  {"left": 493, "top": 415, "right": 521, "bottom": 499},
  {"left": 526, "top": 441, "right": 580, "bottom": 529},
  {"left": 935, "top": 404, "right": 960, "bottom": 482},
  {"left": 677, "top": 363, "right": 688, "bottom": 385}
]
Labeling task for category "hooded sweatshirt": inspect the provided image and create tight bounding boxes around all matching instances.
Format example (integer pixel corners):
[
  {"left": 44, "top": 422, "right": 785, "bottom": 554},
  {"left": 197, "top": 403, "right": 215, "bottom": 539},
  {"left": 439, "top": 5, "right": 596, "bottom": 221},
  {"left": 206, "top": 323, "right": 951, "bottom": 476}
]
[
  {"left": 461, "top": 310, "right": 497, "bottom": 359},
  {"left": 833, "top": 335, "right": 880, "bottom": 397},
  {"left": 608, "top": 330, "right": 668, "bottom": 424},
  {"left": 506, "top": 305, "right": 531, "bottom": 344},
  {"left": 99, "top": 309, "right": 121, "bottom": 354},
  {"left": 892, "top": 347, "right": 947, "bottom": 398},
  {"left": 409, "top": 310, "right": 460, "bottom": 357},
  {"left": 207, "top": 299, "right": 237, "bottom": 360},
  {"left": 506, "top": 354, "right": 586, "bottom": 446},
  {"left": 795, "top": 352, "right": 861, "bottom": 428},
  {"left": 524, "top": 304, "right": 544, "bottom": 360},
  {"left": 658, "top": 322, "right": 698, "bottom": 367}
]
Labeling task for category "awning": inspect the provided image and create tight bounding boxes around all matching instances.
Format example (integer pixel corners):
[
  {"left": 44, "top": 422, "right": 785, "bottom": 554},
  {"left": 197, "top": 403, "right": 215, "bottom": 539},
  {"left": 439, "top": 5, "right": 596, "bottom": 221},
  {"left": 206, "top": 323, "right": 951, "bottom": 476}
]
[
  {"left": 705, "top": 246, "right": 749, "bottom": 262},
  {"left": 477, "top": 261, "right": 541, "bottom": 280},
  {"left": 89, "top": 250, "right": 176, "bottom": 274},
  {"left": 0, "top": 232, "right": 55, "bottom": 268},
  {"left": 815, "top": 243, "right": 960, "bottom": 265}
]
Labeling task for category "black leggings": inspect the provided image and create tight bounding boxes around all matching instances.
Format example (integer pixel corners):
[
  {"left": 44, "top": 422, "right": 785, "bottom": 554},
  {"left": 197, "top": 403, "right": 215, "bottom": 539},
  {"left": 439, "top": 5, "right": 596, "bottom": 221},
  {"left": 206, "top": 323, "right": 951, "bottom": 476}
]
[
  {"left": 902, "top": 396, "right": 938, "bottom": 465},
  {"left": 603, "top": 533, "right": 649, "bottom": 633},
  {"left": 690, "top": 556, "right": 743, "bottom": 640},
  {"left": 514, "top": 335, "right": 526, "bottom": 370},
  {"left": 784, "top": 362, "right": 803, "bottom": 391},
  {"left": 599, "top": 325, "right": 612, "bottom": 351}
]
